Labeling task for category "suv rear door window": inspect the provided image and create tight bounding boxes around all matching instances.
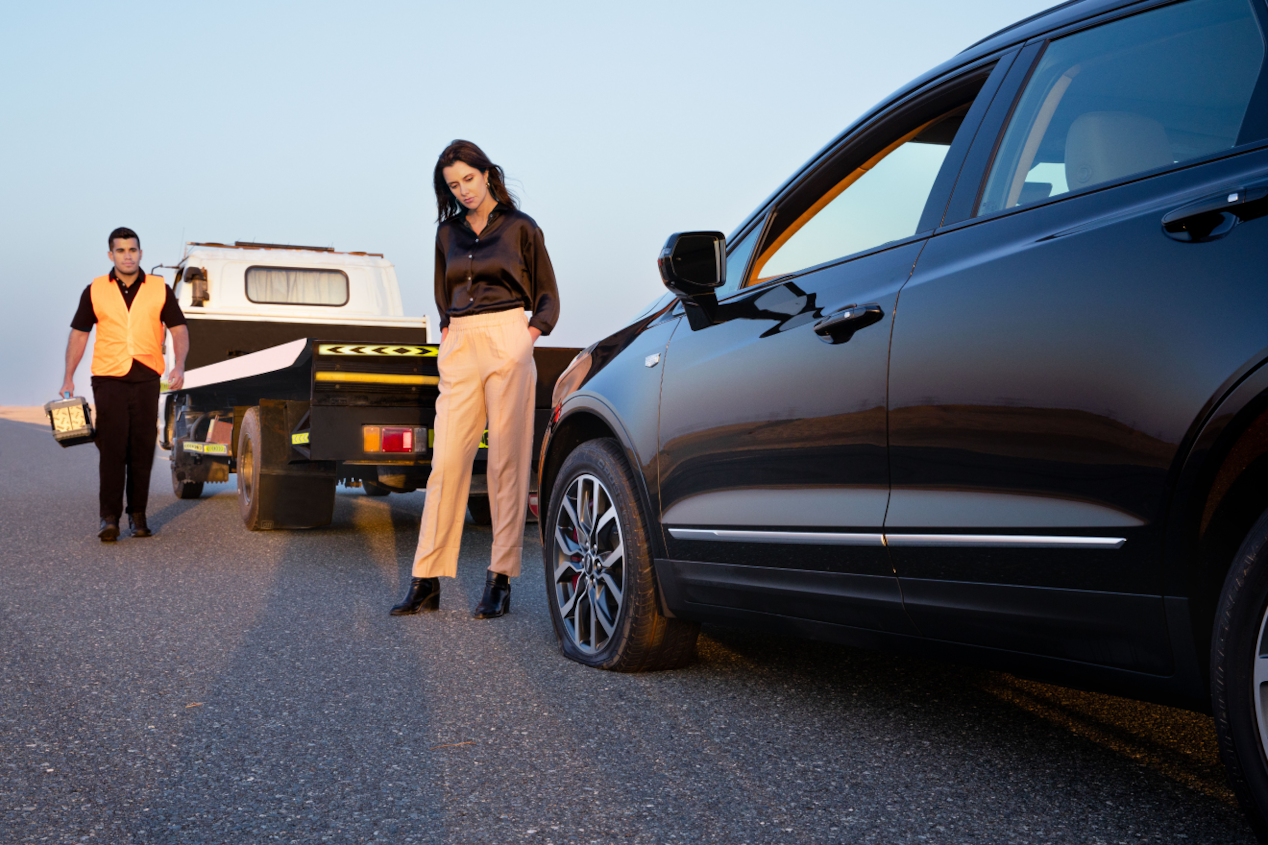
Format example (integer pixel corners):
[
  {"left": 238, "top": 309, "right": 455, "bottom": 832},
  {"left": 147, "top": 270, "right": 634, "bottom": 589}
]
[
  {"left": 978, "top": 0, "right": 1265, "bottom": 215},
  {"left": 245, "top": 266, "right": 350, "bottom": 306}
]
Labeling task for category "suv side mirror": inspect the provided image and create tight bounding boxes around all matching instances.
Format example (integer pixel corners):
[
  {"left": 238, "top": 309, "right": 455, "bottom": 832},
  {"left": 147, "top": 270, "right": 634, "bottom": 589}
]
[{"left": 658, "top": 231, "right": 726, "bottom": 300}]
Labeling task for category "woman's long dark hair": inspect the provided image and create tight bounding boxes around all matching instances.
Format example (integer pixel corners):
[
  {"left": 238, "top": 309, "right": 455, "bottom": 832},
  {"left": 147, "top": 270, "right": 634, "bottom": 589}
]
[{"left": 433, "top": 140, "right": 518, "bottom": 223}]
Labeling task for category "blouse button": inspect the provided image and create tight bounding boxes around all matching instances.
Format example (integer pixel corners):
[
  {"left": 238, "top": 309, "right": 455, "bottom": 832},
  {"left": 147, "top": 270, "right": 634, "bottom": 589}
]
[{"left": 468, "top": 254, "right": 472, "bottom": 258}]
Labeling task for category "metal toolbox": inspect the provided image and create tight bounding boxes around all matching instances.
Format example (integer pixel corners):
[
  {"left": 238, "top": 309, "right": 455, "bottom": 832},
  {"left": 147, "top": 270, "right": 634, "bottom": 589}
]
[{"left": 43, "top": 395, "right": 95, "bottom": 447}]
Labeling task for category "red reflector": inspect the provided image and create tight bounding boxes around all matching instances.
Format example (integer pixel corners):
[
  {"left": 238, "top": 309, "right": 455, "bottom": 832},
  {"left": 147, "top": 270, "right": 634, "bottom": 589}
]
[{"left": 381, "top": 427, "right": 412, "bottom": 453}]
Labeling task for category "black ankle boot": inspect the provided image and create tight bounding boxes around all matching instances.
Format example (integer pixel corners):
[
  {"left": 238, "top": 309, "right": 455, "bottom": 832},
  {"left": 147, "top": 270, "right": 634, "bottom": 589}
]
[
  {"left": 128, "top": 513, "right": 152, "bottom": 538},
  {"left": 98, "top": 518, "right": 119, "bottom": 542},
  {"left": 473, "top": 571, "right": 511, "bottom": 619},
  {"left": 390, "top": 577, "right": 440, "bottom": 615}
]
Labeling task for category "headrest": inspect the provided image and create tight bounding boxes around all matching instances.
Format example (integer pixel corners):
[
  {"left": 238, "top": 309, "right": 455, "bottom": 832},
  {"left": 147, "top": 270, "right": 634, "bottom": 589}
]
[{"left": 1065, "top": 111, "right": 1172, "bottom": 191}]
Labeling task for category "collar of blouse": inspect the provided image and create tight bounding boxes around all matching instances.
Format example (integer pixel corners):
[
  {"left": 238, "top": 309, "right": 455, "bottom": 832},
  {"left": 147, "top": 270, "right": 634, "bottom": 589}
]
[{"left": 458, "top": 202, "right": 512, "bottom": 235}]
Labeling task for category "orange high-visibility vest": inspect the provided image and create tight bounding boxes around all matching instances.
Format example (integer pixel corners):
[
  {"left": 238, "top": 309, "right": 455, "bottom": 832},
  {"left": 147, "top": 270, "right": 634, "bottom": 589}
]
[{"left": 89, "top": 275, "right": 168, "bottom": 377}]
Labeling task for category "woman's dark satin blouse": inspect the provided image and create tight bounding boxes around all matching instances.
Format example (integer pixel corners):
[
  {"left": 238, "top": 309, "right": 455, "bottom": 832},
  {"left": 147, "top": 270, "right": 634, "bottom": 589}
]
[{"left": 434, "top": 205, "right": 560, "bottom": 335}]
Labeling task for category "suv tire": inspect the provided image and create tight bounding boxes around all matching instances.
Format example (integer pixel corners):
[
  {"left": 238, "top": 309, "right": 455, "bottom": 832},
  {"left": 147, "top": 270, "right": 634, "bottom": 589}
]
[
  {"left": 1213, "top": 506, "right": 1268, "bottom": 841},
  {"left": 544, "top": 438, "right": 698, "bottom": 671}
]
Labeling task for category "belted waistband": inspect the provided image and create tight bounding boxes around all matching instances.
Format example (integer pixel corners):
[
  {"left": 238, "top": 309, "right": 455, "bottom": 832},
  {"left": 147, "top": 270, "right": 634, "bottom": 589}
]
[{"left": 448, "top": 308, "right": 527, "bottom": 330}]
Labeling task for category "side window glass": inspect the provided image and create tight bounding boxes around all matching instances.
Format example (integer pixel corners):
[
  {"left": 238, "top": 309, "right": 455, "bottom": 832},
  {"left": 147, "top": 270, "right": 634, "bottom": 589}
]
[
  {"left": 749, "top": 105, "right": 972, "bottom": 286},
  {"left": 978, "top": 0, "right": 1265, "bottom": 215},
  {"left": 717, "top": 224, "right": 760, "bottom": 299}
]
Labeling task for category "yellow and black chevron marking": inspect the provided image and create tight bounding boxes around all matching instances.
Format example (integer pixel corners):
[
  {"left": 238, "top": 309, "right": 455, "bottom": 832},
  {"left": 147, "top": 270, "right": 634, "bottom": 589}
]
[
  {"left": 291, "top": 432, "right": 310, "bottom": 445},
  {"left": 317, "top": 344, "right": 437, "bottom": 357}
]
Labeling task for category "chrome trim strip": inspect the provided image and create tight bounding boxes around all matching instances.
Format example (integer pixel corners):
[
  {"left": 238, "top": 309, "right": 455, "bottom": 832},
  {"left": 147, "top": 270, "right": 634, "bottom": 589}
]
[
  {"left": 884, "top": 534, "right": 1126, "bottom": 549},
  {"left": 667, "top": 528, "right": 886, "bottom": 546},
  {"left": 667, "top": 528, "right": 1126, "bottom": 549}
]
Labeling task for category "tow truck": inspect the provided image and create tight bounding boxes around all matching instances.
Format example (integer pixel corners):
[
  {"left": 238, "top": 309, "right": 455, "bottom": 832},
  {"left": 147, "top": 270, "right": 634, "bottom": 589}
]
[{"left": 159, "top": 241, "right": 577, "bottom": 529}]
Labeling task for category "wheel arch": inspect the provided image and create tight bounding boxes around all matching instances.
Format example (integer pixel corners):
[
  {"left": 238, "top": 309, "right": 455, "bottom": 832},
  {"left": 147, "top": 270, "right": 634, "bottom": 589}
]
[
  {"left": 539, "top": 395, "right": 668, "bottom": 563},
  {"left": 1166, "top": 357, "right": 1268, "bottom": 687}
]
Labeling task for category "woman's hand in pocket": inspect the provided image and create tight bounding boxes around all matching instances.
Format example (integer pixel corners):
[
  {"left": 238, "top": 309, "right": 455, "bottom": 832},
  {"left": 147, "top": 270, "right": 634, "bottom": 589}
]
[{"left": 528, "top": 327, "right": 541, "bottom": 345}]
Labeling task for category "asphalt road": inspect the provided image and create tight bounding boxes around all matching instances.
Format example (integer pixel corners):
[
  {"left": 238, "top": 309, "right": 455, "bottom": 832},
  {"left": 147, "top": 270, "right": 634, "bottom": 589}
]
[{"left": 0, "top": 412, "right": 1259, "bottom": 845}]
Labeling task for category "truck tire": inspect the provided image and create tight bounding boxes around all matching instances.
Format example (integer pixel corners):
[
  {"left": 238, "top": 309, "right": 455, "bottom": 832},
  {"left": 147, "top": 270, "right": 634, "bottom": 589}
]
[
  {"left": 468, "top": 494, "right": 493, "bottom": 525},
  {"left": 1213, "top": 506, "right": 1268, "bottom": 841},
  {"left": 364, "top": 481, "right": 391, "bottom": 497},
  {"left": 237, "top": 406, "right": 267, "bottom": 530},
  {"left": 544, "top": 438, "right": 699, "bottom": 672}
]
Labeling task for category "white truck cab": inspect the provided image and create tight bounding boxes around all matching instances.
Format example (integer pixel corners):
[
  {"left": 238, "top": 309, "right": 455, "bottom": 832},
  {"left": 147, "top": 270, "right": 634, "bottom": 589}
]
[{"left": 168, "top": 241, "right": 428, "bottom": 371}]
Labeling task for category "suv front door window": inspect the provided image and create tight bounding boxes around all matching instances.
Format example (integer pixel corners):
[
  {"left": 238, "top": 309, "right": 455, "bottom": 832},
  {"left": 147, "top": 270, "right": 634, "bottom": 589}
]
[{"left": 752, "top": 106, "right": 969, "bottom": 283}]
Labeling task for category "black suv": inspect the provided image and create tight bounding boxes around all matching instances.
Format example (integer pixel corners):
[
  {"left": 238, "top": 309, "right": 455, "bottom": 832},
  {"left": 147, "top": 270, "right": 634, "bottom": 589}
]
[{"left": 538, "top": 0, "right": 1268, "bottom": 834}]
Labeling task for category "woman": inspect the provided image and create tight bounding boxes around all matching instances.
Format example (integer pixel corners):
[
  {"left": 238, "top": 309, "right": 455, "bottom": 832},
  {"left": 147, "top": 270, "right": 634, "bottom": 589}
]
[{"left": 391, "top": 139, "right": 560, "bottom": 619}]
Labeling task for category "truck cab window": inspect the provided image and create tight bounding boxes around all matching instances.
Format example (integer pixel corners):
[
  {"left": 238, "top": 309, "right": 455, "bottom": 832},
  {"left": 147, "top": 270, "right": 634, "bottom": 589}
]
[
  {"left": 746, "top": 104, "right": 972, "bottom": 286},
  {"left": 978, "top": 0, "right": 1265, "bottom": 215},
  {"left": 246, "top": 267, "right": 350, "bottom": 306}
]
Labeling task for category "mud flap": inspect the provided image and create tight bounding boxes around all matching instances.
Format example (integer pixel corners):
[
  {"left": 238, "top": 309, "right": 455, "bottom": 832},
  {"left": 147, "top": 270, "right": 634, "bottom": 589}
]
[{"left": 253, "top": 399, "right": 336, "bottom": 529}]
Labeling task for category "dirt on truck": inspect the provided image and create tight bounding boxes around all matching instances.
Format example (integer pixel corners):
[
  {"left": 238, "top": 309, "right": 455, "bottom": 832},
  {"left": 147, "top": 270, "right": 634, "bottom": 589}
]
[{"left": 158, "top": 241, "right": 579, "bottom": 529}]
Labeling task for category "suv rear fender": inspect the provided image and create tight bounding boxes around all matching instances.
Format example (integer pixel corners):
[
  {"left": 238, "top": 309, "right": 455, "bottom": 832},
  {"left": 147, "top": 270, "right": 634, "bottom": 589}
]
[{"left": 1166, "top": 355, "right": 1268, "bottom": 686}]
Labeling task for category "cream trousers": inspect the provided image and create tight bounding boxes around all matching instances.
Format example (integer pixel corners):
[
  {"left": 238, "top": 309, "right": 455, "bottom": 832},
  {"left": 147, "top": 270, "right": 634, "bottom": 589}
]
[{"left": 413, "top": 309, "right": 537, "bottom": 579}]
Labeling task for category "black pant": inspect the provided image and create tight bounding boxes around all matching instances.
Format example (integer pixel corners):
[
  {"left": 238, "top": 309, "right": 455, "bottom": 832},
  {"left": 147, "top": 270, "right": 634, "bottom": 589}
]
[{"left": 92, "top": 377, "right": 161, "bottom": 521}]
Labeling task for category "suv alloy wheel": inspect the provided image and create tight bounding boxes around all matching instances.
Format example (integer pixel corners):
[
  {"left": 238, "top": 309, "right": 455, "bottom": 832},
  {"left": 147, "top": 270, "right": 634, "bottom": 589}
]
[{"left": 545, "top": 439, "right": 698, "bottom": 671}]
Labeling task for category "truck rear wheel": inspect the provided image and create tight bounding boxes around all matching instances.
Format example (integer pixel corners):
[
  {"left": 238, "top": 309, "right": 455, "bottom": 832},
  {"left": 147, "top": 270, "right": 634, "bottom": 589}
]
[
  {"left": 364, "top": 481, "right": 391, "bottom": 497},
  {"left": 236, "top": 403, "right": 337, "bottom": 530},
  {"left": 237, "top": 406, "right": 266, "bottom": 530}
]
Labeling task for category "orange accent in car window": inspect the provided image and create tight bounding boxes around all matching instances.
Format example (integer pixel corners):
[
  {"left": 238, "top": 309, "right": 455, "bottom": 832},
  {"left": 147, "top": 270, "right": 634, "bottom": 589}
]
[{"left": 747, "top": 116, "right": 941, "bottom": 286}]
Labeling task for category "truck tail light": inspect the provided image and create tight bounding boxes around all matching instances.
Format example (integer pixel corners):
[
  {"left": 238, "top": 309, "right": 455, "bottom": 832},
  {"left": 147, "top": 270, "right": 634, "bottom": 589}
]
[
  {"left": 382, "top": 427, "right": 412, "bottom": 453},
  {"left": 363, "top": 426, "right": 427, "bottom": 454}
]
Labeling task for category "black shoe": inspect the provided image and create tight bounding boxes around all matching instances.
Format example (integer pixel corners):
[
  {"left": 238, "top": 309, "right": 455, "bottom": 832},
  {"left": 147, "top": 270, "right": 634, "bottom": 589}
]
[
  {"left": 473, "top": 571, "right": 511, "bottom": 619},
  {"left": 98, "top": 519, "right": 119, "bottom": 542},
  {"left": 128, "top": 513, "right": 152, "bottom": 538},
  {"left": 390, "top": 577, "right": 440, "bottom": 615}
]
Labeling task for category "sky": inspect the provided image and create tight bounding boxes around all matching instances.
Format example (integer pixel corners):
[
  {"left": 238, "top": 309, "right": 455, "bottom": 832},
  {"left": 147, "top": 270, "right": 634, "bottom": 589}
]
[{"left": 0, "top": 0, "right": 1055, "bottom": 406}]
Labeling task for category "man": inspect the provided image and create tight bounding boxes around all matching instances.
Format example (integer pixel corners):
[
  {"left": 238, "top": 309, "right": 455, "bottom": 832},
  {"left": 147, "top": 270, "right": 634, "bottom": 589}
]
[{"left": 61, "top": 227, "right": 189, "bottom": 541}]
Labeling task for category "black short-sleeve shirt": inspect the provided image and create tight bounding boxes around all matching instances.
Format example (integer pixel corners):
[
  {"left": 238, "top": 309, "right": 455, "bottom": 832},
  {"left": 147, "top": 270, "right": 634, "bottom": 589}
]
[{"left": 71, "top": 269, "right": 187, "bottom": 382}]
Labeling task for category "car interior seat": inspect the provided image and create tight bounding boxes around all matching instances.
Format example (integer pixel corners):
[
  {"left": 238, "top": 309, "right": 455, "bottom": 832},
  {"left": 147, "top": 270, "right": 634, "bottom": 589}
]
[{"left": 1065, "top": 111, "right": 1174, "bottom": 192}]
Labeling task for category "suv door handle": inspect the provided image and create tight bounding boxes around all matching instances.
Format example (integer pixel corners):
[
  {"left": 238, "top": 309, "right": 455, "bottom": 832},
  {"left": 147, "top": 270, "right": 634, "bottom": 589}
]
[
  {"left": 1163, "top": 183, "right": 1268, "bottom": 243},
  {"left": 813, "top": 303, "right": 884, "bottom": 344}
]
